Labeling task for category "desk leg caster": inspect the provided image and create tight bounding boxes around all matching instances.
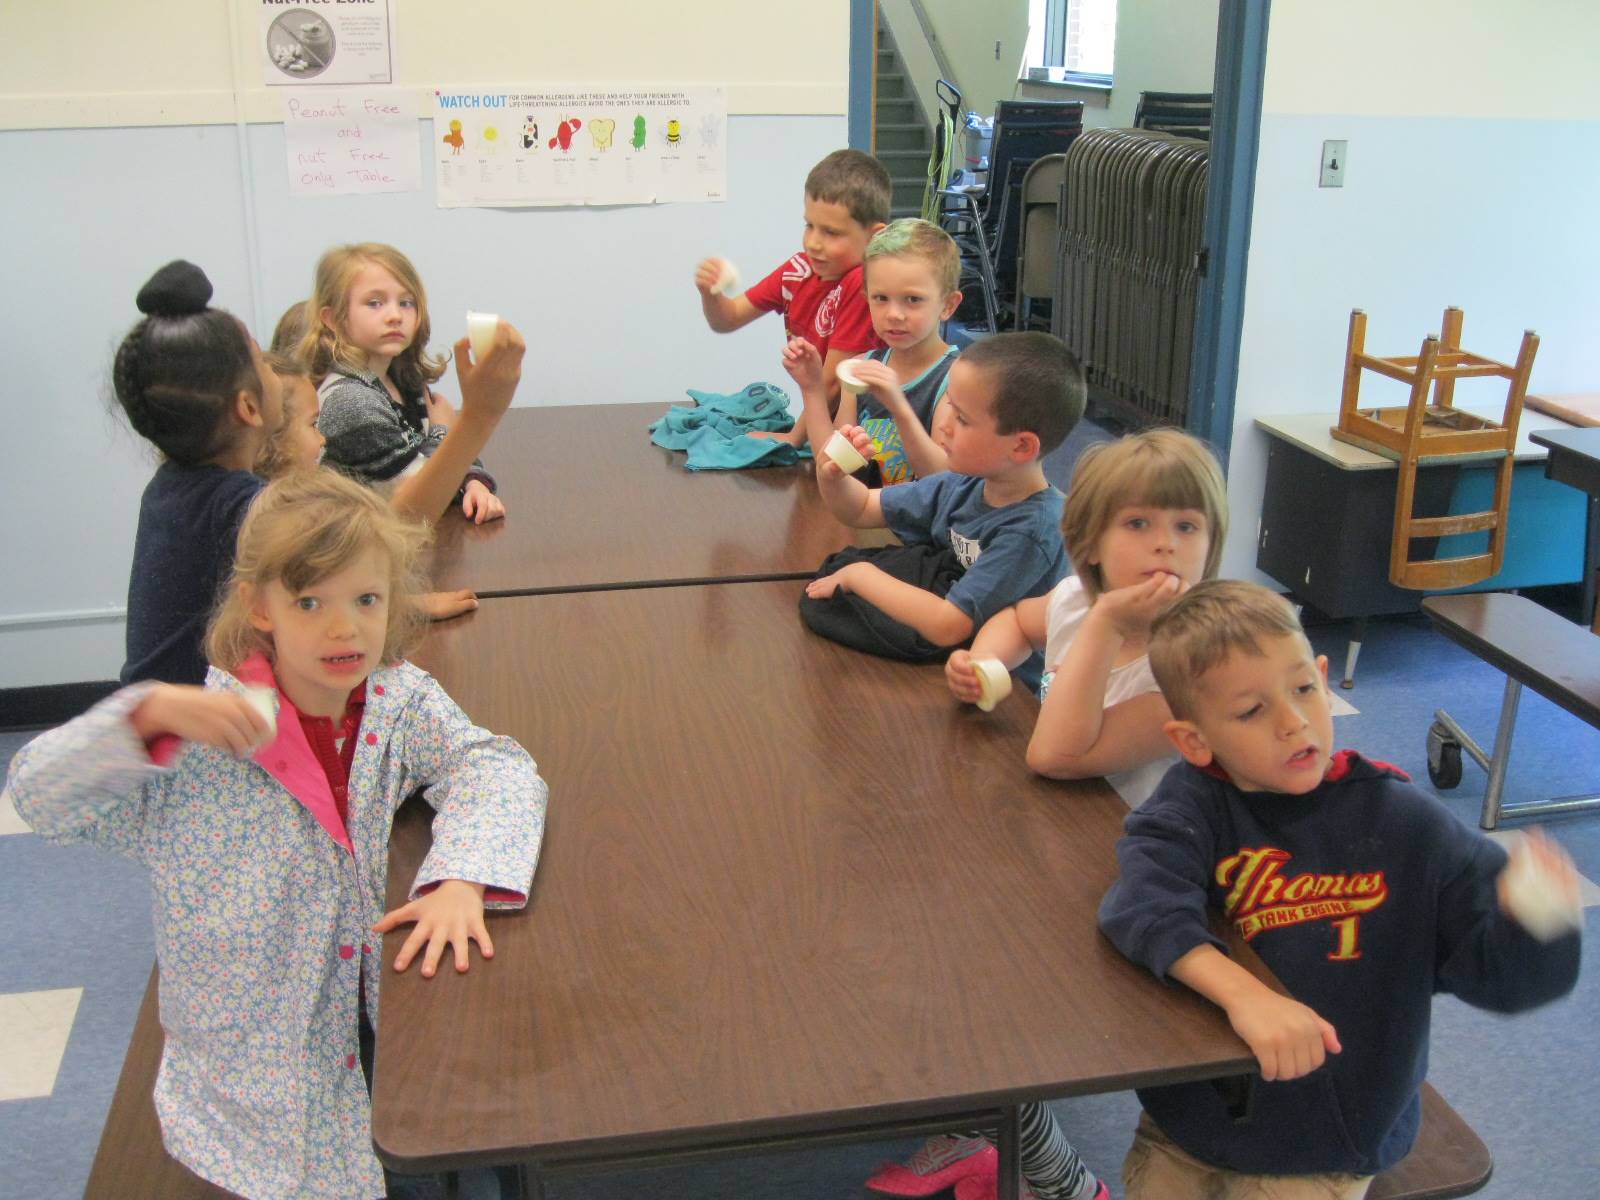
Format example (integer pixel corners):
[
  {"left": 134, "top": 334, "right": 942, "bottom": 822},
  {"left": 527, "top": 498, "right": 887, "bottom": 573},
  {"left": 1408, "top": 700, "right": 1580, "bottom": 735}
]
[
  {"left": 1427, "top": 720, "right": 1463, "bottom": 789},
  {"left": 1340, "top": 618, "right": 1367, "bottom": 689}
]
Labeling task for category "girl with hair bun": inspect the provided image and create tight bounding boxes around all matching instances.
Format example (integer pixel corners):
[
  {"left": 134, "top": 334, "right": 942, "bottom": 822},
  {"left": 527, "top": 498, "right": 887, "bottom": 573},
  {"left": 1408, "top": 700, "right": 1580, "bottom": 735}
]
[{"left": 114, "top": 260, "right": 282, "bottom": 685}]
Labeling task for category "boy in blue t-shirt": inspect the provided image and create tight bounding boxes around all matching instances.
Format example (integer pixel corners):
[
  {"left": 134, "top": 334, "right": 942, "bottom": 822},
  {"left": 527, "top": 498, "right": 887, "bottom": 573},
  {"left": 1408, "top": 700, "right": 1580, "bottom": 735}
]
[{"left": 788, "top": 332, "right": 1086, "bottom": 674}]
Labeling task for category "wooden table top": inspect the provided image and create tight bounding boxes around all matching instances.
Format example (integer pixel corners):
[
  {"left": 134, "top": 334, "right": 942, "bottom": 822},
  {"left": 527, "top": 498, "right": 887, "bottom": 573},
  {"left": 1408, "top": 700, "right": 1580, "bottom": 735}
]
[
  {"left": 371, "top": 582, "right": 1255, "bottom": 1172},
  {"left": 427, "top": 403, "right": 885, "bottom": 596}
]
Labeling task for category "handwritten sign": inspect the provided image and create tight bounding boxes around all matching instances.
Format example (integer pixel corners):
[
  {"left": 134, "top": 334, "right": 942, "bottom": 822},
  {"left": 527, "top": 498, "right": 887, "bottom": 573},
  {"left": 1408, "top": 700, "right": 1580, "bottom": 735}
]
[{"left": 283, "top": 89, "right": 420, "bottom": 196}]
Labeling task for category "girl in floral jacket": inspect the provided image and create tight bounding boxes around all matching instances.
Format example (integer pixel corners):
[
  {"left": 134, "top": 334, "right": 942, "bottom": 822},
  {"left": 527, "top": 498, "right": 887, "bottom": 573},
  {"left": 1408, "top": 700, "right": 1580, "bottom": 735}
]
[{"left": 4, "top": 470, "right": 547, "bottom": 1200}]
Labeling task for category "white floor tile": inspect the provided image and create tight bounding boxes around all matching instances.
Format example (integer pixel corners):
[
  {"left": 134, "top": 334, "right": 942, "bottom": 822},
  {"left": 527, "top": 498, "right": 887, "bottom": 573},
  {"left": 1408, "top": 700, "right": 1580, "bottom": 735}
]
[
  {"left": 0, "top": 791, "right": 31, "bottom": 837},
  {"left": 0, "top": 988, "right": 83, "bottom": 1101},
  {"left": 1328, "top": 692, "right": 1358, "bottom": 717}
]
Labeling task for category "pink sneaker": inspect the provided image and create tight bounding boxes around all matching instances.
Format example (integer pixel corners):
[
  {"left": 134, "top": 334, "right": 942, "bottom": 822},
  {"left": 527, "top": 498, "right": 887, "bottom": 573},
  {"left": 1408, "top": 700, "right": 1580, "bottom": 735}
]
[{"left": 865, "top": 1138, "right": 996, "bottom": 1197}]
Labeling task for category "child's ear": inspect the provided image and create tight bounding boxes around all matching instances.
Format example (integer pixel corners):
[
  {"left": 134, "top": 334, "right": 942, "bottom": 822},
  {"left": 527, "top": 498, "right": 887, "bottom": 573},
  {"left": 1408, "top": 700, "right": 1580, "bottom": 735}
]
[
  {"left": 940, "top": 290, "right": 963, "bottom": 321},
  {"left": 241, "top": 583, "right": 274, "bottom": 635},
  {"left": 1010, "top": 429, "right": 1041, "bottom": 462},
  {"left": 318, "top": 305, "right": 338, "bottom": 332},
  {"left": 1315, "top": 654, "right": 1330, "bottom": 690},
  {"left": 234, "top": 389, "right": 266, "bottom": 429},
  {"left": 868, "top": 221, "right": 888, "bottom": 239},
  {"left": 1164, "top": 719, "right": 1214, "bottom": 767}
]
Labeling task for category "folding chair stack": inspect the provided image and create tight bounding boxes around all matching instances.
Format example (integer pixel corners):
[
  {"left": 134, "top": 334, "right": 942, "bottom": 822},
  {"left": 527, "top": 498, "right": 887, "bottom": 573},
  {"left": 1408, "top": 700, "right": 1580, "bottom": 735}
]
[{"left": 1053, "top": 128, "right": 1209, "bottom": 427}]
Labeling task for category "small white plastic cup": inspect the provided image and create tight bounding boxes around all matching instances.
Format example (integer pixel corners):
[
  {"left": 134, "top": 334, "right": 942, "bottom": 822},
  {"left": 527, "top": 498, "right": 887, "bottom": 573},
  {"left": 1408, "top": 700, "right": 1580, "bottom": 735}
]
[
  {"left": 1502, "top": 837, "right": 1583, "bottom": 942},
  {"left": 714, "top": 259, "right": 742, "bottom": 297},
  {"left": 824, "top": 429, "right": 869, "bottom": 474},
  {"left": 835, "top": 356, "right": 868, "bottom": 394},
  {"left": 972, "top": 658, "right": 1013, "bottom": 712},
  {"left": 466, "top": 311, "right": 499, "bottom": 360},
  {"left": 242, "top": 686, "right": 278, "bottom": 742}
]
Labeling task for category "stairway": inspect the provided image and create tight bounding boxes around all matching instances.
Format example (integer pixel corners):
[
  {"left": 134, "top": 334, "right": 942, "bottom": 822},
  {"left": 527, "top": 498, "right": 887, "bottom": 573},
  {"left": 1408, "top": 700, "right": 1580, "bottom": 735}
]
[{"left": 873, "top": 17, "right": 932, "bottom": 219}]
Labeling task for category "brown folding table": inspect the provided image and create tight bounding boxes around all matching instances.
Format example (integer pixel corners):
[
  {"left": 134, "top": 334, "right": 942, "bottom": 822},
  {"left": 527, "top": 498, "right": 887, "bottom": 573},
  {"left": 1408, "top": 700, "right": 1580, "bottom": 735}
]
[
  {"left": 427, "top": 403, "right": 887, "bottom": 596},
  {"left": 373, "top": 581, "right": 1257, "bottom": 1197}
]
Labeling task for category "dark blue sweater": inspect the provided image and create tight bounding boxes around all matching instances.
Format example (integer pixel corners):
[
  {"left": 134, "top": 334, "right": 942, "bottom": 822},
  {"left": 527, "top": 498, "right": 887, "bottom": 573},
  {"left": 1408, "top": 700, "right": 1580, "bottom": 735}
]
[
  {"left": 1098, "top": 752, "right": 1580, "bottom": 1176},
  {"left": 121, "top": 462, "right": 263, "bottom": 686}
]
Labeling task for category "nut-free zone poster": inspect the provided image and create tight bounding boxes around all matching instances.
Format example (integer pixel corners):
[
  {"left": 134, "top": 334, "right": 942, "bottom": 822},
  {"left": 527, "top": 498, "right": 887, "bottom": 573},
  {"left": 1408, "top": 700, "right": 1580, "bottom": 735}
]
[
  {"left": 260, "top": 0, "right": 396, "bottom": 86},
  {"left": 432, "top": 87, "right": 727, "bottom": 207}
]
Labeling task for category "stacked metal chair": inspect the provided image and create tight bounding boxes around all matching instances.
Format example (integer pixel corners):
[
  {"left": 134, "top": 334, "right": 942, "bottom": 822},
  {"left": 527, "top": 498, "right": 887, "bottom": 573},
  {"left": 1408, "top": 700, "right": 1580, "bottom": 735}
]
[
  {"left": 1133, "top": 91, "right": 1213, "bottom": 140},
  {"left": 1053, "top": 128, "right": 1209, "bottom": 427},
  {"left": 939, "top": 99, "right": 1084, "bottom": 331}
]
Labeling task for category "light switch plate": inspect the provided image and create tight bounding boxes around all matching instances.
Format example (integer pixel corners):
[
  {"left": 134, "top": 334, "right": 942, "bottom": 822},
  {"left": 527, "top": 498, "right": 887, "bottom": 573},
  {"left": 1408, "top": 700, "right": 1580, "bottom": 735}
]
[{"left": 1320, "top": 139, "right": 1348, "bottom": 187}]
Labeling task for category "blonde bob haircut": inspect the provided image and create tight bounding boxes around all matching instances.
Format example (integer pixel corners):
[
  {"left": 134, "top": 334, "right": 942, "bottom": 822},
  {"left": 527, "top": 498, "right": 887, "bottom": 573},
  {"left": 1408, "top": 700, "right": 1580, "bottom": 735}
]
[
  {"left": 865, "top": 218, "right": 962, "bottom": 296},
  {"left": 1148, "top": 580, "right": 1307, "bottom": 721},
  {"left": 1061, "top": 428, "right": 1228, "bottom": 598},
  {"left": 205, "top": 468, "right": 430, "bottom": 672},
  {"left": 297, "top": 243, "right": 446, "bottom": 397}
]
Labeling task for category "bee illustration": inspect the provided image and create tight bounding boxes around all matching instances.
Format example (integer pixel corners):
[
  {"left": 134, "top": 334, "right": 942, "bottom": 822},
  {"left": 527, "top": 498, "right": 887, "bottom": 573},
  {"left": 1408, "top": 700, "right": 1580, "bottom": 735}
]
[{"left": 665, "top": 118, "right": 681, "bottom": 146}]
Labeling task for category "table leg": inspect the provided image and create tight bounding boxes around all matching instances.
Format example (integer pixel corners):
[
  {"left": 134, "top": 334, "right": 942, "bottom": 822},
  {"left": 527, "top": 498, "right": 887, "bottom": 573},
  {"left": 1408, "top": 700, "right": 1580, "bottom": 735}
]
[
  {"left": 997, "top": 1104, "right": 1021, "bottom": 1200},
  {"left": 1583, "top": 494, "right": 1598, "bottom": 631}
]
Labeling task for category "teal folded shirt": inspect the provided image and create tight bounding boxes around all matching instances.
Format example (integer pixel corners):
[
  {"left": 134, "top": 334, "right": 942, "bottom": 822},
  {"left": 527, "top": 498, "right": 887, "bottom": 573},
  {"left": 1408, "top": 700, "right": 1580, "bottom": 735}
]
[{"left": 649, "top": 383, "right": 814, "bottom": 470}]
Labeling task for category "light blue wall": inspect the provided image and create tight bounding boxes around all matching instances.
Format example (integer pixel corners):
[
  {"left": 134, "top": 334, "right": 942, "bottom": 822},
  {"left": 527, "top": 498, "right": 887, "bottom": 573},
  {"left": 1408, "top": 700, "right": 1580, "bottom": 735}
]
[
  {"left": 1223, "top": 112, "right": 1600, "bottom": 580},
  {"left": 0, "top": 115, "right": 847, "bottom": 686}
]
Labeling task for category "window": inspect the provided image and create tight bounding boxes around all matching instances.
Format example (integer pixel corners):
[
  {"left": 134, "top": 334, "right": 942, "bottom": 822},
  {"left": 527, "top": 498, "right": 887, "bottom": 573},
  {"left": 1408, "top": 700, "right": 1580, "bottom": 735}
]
[{"left": 1025, "top": 0, "right": 1118, "bottom": 86}]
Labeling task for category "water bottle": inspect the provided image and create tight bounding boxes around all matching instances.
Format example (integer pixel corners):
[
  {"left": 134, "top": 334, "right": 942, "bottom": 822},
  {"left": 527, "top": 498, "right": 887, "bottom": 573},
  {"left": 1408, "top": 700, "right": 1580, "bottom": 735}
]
[{"left": 962, "top": 112, "right": 993, "bottom": 172}]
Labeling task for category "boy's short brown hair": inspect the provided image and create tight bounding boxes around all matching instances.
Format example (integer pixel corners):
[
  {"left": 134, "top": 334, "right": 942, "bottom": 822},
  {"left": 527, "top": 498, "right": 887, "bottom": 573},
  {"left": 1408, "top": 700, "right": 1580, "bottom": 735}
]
[
  {"left": 805, "top": 149, "right": 893, "bottom": 229},
  {"left": 1061, "top": 429, "right": 1229, "bottom": 598},
  {"left": 1148, "top": 580, "right": 1306, "bottom": 720},
  {"left": 864, "top": 218, "right": 962, "bottom": 295},
  {"left": 960, "top": 332, "right": 1086, "bottom": 457}
]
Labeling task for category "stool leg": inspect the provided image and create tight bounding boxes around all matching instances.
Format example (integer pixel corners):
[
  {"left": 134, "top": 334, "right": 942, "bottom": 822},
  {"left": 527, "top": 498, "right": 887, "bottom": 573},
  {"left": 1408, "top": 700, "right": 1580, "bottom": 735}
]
[
  {"left": 1340, "top": 617, "right": 1367, "bottom": 689},
  {"left": 1480, "top": 676, "right": 1523, "bottom": 830}
]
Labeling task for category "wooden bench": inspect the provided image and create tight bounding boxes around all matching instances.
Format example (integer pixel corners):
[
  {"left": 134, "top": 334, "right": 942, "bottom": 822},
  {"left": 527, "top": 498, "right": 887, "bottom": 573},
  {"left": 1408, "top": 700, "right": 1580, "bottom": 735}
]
[
  {"left": 1368, "top": 1083, "right": 1493, "bottom": 1199},
  {"left": 85, "top": 966, "right": 238, "bottom": 1199},
  {"left": 1421, "top": 592, "right": 1600, "bottom": 827}
]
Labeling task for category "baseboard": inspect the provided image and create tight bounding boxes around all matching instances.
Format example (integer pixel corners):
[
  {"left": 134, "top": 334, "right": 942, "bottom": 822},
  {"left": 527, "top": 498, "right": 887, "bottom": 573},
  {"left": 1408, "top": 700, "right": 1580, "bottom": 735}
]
[{"left": 1, "top": 681, "right": 120, "bottom": 731}]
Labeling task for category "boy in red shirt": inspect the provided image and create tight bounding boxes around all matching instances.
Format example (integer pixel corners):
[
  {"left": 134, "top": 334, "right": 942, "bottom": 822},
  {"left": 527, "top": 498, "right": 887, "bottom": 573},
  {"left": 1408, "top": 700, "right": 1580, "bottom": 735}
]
[{"left": 694, "top": 148, "right": 891, "bottom": 448}]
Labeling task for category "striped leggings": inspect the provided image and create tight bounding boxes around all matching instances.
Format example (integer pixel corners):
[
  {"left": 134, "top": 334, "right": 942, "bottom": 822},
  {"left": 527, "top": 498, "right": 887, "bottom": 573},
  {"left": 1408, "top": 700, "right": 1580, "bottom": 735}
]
[{"left": 967, "top": 1101, "right": 1097, "bottom": 1199}]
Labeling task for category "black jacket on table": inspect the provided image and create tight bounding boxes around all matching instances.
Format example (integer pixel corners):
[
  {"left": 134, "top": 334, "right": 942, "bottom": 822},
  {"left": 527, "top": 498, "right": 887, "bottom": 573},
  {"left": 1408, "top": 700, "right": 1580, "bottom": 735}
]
[{"left": 1098, "top": 751, "right": 1580, "bottom": 1177}]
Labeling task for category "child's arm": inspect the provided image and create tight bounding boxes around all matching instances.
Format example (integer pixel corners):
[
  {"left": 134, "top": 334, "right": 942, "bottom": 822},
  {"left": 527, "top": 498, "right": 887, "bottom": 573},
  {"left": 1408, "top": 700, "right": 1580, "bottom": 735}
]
[
  {"left": 1027, "top": 574, "right": 1186, "bottom": 780},
  {"left": 806, "top": 562, "right": 974, "bottom": 646},
  {"left": 1435, "top": 825, "right": 1582, "bottom": 1010},
  {"left": 390, "top": 323, "right": 523, "bottom": 523},
  {"left": 422, "top": 388, "right": 504, "bottom": 525},
  {"left": 812, "top": 424, "right": 887, "bottom": 529},
  {"left": 3, "top": 684, "right": 269, "bottom": 857},
  {"left": 947, "top": 594, "right": 1048, "bottom": 703},
  {"left": 1169, "top": 945, "right": 1342, "bottom": 1082},
  {"left": 849, "top": 359, "right": 950, "bottom": 479},
  {"left": 393, "top": 671, "right": 548, "bottom": 909},
  {"left": 419, "top": 589, "right": 479, "bottom": 621},
  {"left": 1098, "top": 794, "right": 1340, "bottom": 1082},
  {"left": 695, "top": 257, "right": 762, "bottom": 333},
  {"left": 782, "top": 338, "right": 853, "bottom": 458}
]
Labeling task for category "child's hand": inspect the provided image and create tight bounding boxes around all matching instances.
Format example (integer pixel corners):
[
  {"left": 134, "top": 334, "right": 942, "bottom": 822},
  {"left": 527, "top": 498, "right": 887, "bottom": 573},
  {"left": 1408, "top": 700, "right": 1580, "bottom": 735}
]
[
  {"left": 1092, "top": 572, "right": 1188, "bottom": 640},
  {"left": 454, "top": 321, "right": 525, "bottom": 421},
  {"left": 782, "top": 337, "right": 824, "bottom": 391},
  {"left": 1226, "top": 991, "right": 1341, "bottom": 1081},
  {"left": 945, "top": 649, "right": 983, "bottom": 704},
  {"left": 373, "top": 879, "right": 493, "bottom": 978},
  {"left": 846, "top": 358, "right": 908, "bottom": 409},
  {"left": 419, "top": 589, "right": 479, "bottom": 621},
  {"left": 129, "top": 685, "right": 274, "bottom": 756},
  {"left": 461, "top": 479, "right": 505, "bottom": 524},
  {"left": 1498, "top": 829, "right": 1582, "bottom": 934},
  {"left": 805, "top": 563, "right": 860, "bottom": 600},
  {"left": 694, "top": 257, "right": 727, "bottom": 296}
]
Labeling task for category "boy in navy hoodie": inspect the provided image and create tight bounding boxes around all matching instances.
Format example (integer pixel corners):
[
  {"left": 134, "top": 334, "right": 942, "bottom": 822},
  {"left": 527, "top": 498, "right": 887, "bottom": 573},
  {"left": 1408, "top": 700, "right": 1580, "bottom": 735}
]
[{"left": 1099, "top": 579, "right": 1581, "bottom": 1199}]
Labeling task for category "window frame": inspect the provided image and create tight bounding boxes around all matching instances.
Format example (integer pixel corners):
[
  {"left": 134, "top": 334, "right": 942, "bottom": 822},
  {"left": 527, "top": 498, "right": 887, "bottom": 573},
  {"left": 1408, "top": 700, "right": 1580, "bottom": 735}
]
[{"left": 1027, "top": 0, "right": 1115, "bottom": 88}]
